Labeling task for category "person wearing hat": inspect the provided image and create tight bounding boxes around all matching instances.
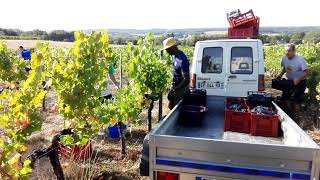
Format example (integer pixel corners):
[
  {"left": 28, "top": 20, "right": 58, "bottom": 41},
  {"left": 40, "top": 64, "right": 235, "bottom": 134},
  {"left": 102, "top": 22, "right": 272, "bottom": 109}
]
[{"left": 162, "top": 37, "right": 190, "bottom": 110}]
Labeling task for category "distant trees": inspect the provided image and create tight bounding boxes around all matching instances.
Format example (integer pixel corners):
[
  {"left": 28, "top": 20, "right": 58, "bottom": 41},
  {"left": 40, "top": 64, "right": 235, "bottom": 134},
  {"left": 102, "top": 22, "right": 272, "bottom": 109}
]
[
  {"left": 181, "top": 34, "right": 227, "bottom": 46},
  {"left": 290, "top": 32, "right": 305, "bottom": 44},
  {"left": 259, "top": 32, "right": 320, "bottom": 45},
  {"left": 1, "top": 27, "right": 320, "bottom": 45},
  {"left": 303, "top": 32, "right": 320, "bottom": 44},
  {"left": 44, "top": 30, "right": 75, "bottom": 42},
  {"left": 109, "top": 36, "right": 128, "bottom": 45},
  {"left": 0, "top": 28, "right": 74, "bottom": 42}
]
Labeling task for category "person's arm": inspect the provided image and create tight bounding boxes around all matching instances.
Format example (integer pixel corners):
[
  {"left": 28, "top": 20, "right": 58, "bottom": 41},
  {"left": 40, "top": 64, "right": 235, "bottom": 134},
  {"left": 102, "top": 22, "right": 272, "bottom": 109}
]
[
  {"left": 108, "top": 64, "right": 120, "bottom": 89},
  {"left": 174, "top": 72, "right": 190, "bottom": 90},
  {"left": 109, "top": 74, "right": 120, "bottom": 89},
  {"left": 293, "top": 58, "right": 308, "bottom": 85},
  {"left": 293, "top": 70, "right": 307, "bottom": 85},
  {"left": 277, "top": 57, "right": 286, "bottom": 79},
  {"left": 174, "top": 56, "right": 190, "bottom": 91},
  {"left": 277, "top": 67, "right": 286, "bottom": 80}
]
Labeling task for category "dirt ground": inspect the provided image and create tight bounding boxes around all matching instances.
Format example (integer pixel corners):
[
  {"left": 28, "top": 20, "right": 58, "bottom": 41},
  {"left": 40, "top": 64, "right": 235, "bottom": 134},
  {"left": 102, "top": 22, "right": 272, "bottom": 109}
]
[
  {"left": 24, "top": 88, "right": 169, "bottom": 180},
  {"left": 22, "top": 76, "right": 320, "bottom": 180}
]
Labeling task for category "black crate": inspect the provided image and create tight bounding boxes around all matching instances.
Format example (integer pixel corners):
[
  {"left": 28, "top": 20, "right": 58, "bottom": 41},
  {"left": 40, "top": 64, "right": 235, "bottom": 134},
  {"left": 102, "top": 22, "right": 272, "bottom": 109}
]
[
  {"left": 271, "top": 79, "right": 293, "bottom": 91},
  {"left": 183, "top": 89, "right": 207, "bottom": 106},
  {"left": 247, "top": 91, "right": 273, "bottom": 107}
]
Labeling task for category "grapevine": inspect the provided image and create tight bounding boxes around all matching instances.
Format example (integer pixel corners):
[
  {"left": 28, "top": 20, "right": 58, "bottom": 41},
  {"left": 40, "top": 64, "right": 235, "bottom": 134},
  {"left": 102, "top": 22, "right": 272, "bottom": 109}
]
[{"left": 0, "top": 52, "right": 46, "bottom": 179}]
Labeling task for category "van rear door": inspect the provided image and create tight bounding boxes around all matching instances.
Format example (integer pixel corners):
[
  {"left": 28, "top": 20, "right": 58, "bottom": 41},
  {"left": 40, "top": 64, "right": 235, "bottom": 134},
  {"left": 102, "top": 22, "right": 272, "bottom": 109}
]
[
  {"left": 194, "top": 41, "right": 227, "bottom": 96},
  {"left": 225, "top": 41, "right": 259, "bottom": 97}
]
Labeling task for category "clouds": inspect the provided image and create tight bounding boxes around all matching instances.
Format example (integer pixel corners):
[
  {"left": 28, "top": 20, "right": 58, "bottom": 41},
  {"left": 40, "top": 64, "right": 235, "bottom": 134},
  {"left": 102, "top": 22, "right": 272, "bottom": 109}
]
[{"left": 1, "top": 0, "right": 319, "bottom": 30}]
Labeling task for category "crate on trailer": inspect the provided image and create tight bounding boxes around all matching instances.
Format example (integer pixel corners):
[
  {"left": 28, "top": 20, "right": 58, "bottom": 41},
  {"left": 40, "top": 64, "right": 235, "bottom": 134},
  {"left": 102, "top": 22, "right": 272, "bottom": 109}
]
[
  {"left": 224, "top": 98, "right": 251, "bottom": 133},
  {"left": 247, "top": 91, "right": 273, "bottom": 107},
  {"left": 250, "top": 105, "right": 279, "bottom": 137}
]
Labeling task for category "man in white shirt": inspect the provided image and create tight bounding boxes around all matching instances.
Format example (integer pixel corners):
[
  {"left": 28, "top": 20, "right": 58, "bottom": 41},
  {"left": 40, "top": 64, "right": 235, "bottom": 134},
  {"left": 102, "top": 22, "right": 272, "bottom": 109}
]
[{"left": 277, "top": 44, "right": 308, "bottom": 114}]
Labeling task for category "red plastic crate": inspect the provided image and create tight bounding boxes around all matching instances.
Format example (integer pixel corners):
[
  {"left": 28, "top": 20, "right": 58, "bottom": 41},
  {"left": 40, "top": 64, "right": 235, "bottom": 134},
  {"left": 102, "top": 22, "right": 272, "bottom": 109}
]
[
  {"left": 224, "top": 98, "right": 251, "bottom": 133},
  {"left": 251, "top": 112, "right": 279, "bottom": 137},
  {"left": 228, "top": 10, "right": 257, "bottom": 28},
  {"left": 59, "top": 141, "right": 93, "bottom": 161},
  {"left": 228, "top": 26, "right": 259, "bottom": 39}
]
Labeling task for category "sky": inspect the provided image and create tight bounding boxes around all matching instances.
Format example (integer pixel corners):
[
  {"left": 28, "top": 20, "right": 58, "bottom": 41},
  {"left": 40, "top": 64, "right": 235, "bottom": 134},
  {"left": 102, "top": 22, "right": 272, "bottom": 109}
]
[{"left": 1, "top": 0, "right": 319, "bottom": 31}]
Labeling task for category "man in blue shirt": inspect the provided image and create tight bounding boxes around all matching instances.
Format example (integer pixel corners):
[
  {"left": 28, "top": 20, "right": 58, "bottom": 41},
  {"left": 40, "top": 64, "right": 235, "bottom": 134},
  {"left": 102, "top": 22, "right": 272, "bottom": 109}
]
[
  {"left": 18, "top": 46, "right": 31, "bottom": 60},
  {"left": 162, "top": 37, "right": 190, "bottom": 109}
]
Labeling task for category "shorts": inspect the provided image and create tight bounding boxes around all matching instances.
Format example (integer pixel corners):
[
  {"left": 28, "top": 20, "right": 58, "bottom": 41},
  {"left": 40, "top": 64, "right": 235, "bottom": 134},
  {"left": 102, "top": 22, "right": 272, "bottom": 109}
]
[
  {"left": 282, "top": 80, "right": 306, "bottom": 103},
  {"left": 100, "top": 94, "right": 112, "bottom": 104}
]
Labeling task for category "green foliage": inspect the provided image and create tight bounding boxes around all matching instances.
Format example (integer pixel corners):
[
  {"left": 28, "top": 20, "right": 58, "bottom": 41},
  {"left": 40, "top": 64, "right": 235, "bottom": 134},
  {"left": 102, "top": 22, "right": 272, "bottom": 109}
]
[
  {"left": 126, "top": 33, "right": 171, "bottom": 100},
  {"left": 36, "top": 31, "right": 112, "bottom": 145},
  {"left": 180, "top": 46, "right": 194, "bottom": 64},
  {"left": 103, "top": 86, "right": 143, "bottom": 126},
  {"left": 0, "top": 52, "right": 46, "bottom": 179},
  {"left": 0, "top": 42, "right": 29, "bottom": 83},
  {"left": 264, "top": 45, "right": 284, "bottom": 76},
  {"left": 303, "top": 32, "right": 320, "bottom": 44}
]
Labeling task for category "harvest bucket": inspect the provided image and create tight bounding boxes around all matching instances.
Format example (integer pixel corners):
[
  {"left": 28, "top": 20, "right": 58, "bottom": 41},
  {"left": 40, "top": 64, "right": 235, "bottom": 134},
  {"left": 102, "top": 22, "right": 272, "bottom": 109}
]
[{"left": 107, "top": 123, "right": 127, "bottom": 139}]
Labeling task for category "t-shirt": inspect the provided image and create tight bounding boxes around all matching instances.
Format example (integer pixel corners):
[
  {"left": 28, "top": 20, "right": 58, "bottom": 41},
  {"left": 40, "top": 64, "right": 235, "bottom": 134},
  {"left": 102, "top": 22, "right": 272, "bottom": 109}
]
[
  {"left": 101, "top": 64, "right": 115, "bottom": 96},
  {"left": 281, "top": 55, "right": 307, "bottom": 80},
  {"left": 21, "top": 49, "right": 31, "bottom": 60},
  {"left": 17, "top": 50, "right": 23, "bottom": 59},
  {"left": 172, "top": 51, "right": 189, "bottom": 87}
]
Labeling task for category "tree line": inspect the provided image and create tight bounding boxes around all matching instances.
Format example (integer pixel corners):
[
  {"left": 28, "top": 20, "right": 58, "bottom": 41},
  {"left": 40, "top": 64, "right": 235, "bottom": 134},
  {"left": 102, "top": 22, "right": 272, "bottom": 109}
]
[
  {"left": 0, "top": 28, "right": 75, "bottom": 42},
  {"left": 1, "top": 28, "right": 320, "bottom": 46}
]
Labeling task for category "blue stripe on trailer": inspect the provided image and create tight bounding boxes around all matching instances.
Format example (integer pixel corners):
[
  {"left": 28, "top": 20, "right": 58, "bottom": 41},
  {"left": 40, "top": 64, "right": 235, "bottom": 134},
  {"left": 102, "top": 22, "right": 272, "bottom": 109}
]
[{"left": 156, "top": 159, "right": 310, "bottom": 180}]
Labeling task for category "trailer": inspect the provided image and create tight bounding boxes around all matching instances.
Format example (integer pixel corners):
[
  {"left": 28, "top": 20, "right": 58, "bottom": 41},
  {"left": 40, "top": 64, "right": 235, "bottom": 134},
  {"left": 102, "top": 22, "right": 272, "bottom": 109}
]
[{"left": 140, "top": 39, "right": 320, "bottom": 180}]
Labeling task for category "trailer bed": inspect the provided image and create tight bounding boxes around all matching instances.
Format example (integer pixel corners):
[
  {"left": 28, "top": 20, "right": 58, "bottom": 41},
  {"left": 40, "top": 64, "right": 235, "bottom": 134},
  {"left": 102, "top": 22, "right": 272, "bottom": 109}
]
[{"left": 168, "top": 96, "right": 283, "bottom": 145}]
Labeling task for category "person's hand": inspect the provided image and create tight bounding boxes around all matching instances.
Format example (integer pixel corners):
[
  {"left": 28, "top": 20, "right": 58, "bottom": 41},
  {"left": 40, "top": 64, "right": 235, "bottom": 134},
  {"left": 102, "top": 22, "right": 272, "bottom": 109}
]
[
  {"left": 276, "top": 75, "right": 282, "bottom": 80},
  {"left": 293, "top": 78, "right": 300, "bottom": 86}
]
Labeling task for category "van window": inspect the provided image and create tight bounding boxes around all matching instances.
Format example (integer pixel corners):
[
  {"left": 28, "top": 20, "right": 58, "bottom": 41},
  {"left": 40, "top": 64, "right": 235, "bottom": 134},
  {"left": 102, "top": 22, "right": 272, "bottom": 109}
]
[
  {"left": 231, "top": 47, "right": 253, "bottom": 74},
  {"left": 201, "top": 47, "right": 223, "bottom": 73}
]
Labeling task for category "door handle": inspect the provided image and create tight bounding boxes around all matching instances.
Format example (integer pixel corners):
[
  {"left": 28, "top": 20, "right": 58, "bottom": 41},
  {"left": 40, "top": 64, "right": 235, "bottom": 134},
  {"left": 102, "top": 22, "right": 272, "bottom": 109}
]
[{"left": 228, "top": 75, "right": 237, "bottom": 79}]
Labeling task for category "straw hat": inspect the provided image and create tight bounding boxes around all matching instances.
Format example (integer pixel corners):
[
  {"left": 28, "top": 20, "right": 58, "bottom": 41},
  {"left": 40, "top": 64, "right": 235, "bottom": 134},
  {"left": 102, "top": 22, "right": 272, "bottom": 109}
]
[{"left": 161, "top": 37, "right": 177, "bottom": 50}]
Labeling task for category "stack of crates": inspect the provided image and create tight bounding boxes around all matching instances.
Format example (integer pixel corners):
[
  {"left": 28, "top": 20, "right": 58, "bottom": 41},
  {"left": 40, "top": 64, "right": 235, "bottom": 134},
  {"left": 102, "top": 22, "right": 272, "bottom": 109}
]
[{"left": 227, "top": 9, "right": 260, "bottom": 39}]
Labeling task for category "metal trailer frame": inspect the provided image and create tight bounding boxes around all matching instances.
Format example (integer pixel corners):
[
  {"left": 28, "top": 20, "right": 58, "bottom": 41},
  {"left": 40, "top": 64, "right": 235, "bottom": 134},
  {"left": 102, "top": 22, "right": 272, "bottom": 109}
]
[{"left": 149, "top": 100, "right": 320, "bottom": 180}]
